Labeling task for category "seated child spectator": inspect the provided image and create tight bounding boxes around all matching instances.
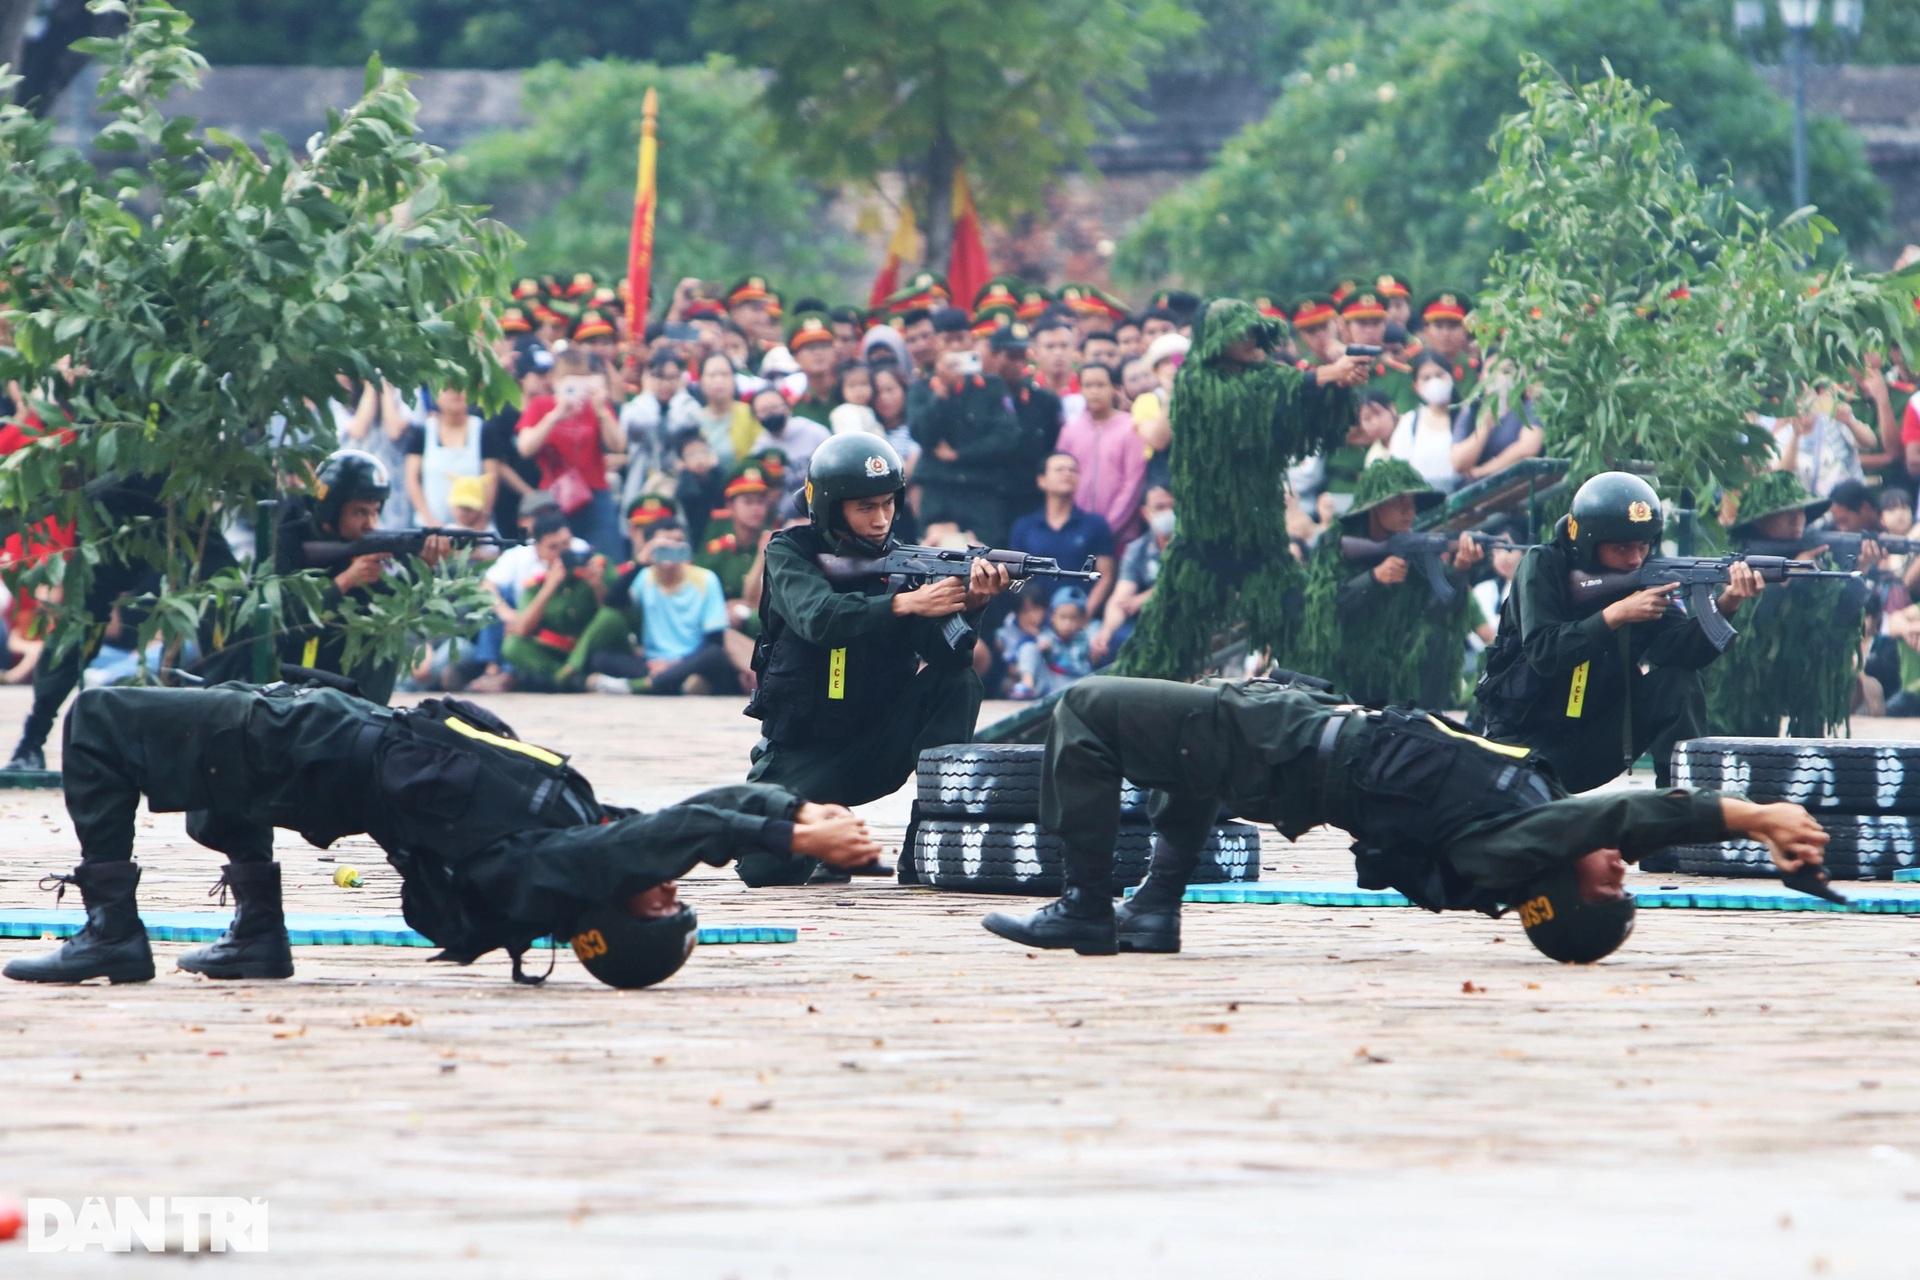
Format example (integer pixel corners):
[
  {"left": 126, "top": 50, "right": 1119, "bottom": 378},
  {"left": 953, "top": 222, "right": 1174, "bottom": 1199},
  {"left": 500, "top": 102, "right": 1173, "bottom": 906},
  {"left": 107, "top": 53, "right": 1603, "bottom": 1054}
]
[
  {"left": 996, "top": 588, "right": 1050, "bottom": 700},
  {"left": 586, "top": 520, "right": 738, "bottom": 696},
  {"left": 829, "top": 363, "right": 884, "bottom": 436},
  {"left": 1017, "top": 585, "right": 1095, "bottom": 697}
]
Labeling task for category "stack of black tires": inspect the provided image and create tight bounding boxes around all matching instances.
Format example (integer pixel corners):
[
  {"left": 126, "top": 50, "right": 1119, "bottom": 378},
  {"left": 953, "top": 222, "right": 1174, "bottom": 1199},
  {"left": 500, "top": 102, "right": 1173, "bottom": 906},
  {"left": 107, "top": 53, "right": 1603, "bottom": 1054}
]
[
  {"left": 1653, "top": 738, "right": 1920, "bottom": 880},
  {"left": 899, "top": 744, "right": 1262, "bottom": 894}
]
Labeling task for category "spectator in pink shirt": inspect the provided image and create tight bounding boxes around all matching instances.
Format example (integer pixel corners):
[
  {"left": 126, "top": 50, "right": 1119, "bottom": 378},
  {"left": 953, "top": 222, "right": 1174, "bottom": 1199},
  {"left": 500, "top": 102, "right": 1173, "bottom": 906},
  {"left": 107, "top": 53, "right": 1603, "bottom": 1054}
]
[{"left": 1054, "top": 363, "right": 1147, "bottom": 551}]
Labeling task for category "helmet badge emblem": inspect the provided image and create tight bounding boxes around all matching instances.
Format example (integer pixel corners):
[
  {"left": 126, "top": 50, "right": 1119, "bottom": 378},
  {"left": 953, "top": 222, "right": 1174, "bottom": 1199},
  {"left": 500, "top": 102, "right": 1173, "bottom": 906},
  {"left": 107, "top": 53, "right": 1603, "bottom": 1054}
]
[
  {"left": 864, "top": 456, "right": 890, "bottom": 478},
  {"left": 1628, "top": 501, "right": 1653, "bottom": 523}
]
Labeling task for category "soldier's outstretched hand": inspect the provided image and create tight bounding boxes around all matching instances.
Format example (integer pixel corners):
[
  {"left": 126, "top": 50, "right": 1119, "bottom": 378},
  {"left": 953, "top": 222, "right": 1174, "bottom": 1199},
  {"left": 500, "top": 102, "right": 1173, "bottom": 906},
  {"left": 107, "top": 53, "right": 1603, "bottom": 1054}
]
[
  {"left": 792, "top": 803, "right": 884, "bottom": 867},
  {"left": 1723, "top": 798, "right": 1828, "bottom": 871}
]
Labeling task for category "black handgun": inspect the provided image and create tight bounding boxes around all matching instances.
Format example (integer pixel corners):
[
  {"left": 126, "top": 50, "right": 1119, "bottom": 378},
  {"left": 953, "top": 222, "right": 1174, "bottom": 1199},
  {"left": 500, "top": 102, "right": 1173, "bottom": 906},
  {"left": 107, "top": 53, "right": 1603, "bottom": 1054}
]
[
  {"left": 1780, "top": 862, "right": 1849, "bottom": 905},
  {"left": 1345, "top": 344, "right": 1384, "bottom": 358}
]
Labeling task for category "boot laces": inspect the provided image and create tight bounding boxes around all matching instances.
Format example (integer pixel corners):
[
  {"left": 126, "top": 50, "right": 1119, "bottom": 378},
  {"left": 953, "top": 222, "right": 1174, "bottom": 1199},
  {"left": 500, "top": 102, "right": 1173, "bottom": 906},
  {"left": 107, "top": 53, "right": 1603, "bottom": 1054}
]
[
  {"left": 206, "top": 867, "right": 236, "bottom": 909},
  {"left": 38, "top": 872, "right": 79, "bottom": 906}
]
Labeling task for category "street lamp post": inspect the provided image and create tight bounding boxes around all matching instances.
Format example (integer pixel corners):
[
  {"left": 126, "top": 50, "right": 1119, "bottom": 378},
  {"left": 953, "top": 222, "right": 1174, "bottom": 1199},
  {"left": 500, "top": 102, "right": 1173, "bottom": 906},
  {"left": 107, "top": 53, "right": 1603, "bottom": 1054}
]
[{"left": 1735, "top": 0, "right": 1867, "bottom": 211}]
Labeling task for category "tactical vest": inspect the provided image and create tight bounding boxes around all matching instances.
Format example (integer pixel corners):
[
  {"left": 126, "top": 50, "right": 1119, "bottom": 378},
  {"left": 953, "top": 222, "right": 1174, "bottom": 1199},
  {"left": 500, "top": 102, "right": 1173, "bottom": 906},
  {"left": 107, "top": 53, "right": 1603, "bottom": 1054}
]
[
  {"left": 1475, "top": 539, "right": 1615, "bottom": 736},
  {"left": 1333, "top": 710, "right": 1563, "bottom": 916},
  {"left": 745, "top": 526, "right": 920, "bottom": 745},
  {"left": 369, "top": 698, "right": 605, "bottom": 966}
]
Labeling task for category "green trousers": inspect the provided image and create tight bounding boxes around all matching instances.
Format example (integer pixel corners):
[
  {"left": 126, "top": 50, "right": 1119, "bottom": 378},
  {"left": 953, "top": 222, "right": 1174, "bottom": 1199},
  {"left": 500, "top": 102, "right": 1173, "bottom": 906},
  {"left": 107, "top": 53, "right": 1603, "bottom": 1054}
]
[{"left": 737, "top": 664, "right": 982, "bottom": 885}]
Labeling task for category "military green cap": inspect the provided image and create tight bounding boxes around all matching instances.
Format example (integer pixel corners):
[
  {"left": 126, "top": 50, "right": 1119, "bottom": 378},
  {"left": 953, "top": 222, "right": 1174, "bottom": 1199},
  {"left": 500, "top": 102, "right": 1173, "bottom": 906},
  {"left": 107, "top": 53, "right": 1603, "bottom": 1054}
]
[
  {"left": 1339, "top": 458, "right": 1444, "bottom": 532},
  {"left": 1728, "top": 469, "right": 1830, "bottom": 537}
]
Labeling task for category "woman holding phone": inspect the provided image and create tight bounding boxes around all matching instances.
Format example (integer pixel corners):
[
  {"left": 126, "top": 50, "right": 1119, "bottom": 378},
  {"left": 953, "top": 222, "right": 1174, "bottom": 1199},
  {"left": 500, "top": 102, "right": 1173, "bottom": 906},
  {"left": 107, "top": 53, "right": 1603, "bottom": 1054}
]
[{"left": 516, "top": 349, "right": 628, "bottom": 556}]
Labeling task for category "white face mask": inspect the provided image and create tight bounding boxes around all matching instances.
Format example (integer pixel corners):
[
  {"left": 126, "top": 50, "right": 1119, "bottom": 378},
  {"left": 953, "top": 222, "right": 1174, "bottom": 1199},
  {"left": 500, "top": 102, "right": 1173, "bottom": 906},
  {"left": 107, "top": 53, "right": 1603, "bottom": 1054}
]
[
  {"left": 1418, "top": 375, "right": 1455, "bottom": 406},
  {"left": 1148, "top": 509, "right": 1177, "bottom": 539}
]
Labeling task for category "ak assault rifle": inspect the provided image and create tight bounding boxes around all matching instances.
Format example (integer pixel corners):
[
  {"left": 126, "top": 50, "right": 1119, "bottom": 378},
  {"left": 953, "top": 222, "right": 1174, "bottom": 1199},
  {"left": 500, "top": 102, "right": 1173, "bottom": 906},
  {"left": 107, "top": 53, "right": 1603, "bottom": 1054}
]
[
  {"left": 300, "top": 527, "right": 520, "bottom": 567},
  {"left": 817, "top": 543, "right": 1103, "bottom": 652},
  {"left": 1743, "top": 532, "right": 1919, "bottom": 572},
  {"left": 1566, "top": 555, "right": 1857, "bottom": 650},
  {"left": 1339, "top": 531, "right": 1533, "bottom": 606}
]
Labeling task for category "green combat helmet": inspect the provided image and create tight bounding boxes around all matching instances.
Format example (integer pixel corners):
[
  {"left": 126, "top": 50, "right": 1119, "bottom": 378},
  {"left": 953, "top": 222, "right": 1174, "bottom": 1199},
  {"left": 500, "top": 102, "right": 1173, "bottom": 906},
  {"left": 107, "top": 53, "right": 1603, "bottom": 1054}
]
[
  {"left": 313, "top": 449, "right": 392, "bottom": 536},
  {"left": 804, "top": 433, "right": 905, "bottom": 555},
  {"left": 567, "top": 899, "right": 700, "bottom": 990},
  {"left": 1338, "top": 457, "right": 1444, "bottom": 534},
  {"left": 1513, "top": 863, "right": 1636, "bottom": 964},
  {"left": 1565, "top": 471, "right": 1663, "bottom": 571},
  {"left": 1726, "top": 469, "right": 1831, "bottom": 539}
]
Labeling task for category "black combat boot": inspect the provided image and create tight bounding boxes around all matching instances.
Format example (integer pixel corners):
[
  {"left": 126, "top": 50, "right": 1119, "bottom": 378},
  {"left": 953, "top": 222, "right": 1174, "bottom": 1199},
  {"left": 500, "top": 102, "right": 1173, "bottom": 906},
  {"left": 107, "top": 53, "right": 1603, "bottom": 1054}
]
[
  {"left": 1115, "top": 870, "right": 1187, "bottom": 954},
  {"left": 4, "top": 861, "right": 154, "bottom": 983},
  {"left": 178, "top": 862, "right": 295, "bottom": 980},
  {"left": 981, "top": 886, "right": 1118, "bottom": 955}
]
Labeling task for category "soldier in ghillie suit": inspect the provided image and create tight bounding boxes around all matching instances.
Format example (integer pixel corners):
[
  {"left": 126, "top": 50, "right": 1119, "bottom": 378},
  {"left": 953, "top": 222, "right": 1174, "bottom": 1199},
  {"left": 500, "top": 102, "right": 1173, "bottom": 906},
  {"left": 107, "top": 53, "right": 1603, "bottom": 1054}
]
[
  {"left": 1708, "top": 470, "right": 1873, "bottom": 738},
  {"left": 1117, "top": 298, "right": 1370, "bottom": 678},
  {"left": 1294, "top": 459, "right": 1481, "bottom": 707}
]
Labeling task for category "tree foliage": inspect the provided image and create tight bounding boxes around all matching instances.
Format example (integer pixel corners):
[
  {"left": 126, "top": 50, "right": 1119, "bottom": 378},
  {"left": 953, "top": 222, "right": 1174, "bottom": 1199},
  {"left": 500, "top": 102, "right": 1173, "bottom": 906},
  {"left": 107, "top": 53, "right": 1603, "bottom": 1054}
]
[
  {"left": 178, "top": 0, "right": 703, "bottom": 69},
  {"left": 1475, "top": 58, "right": 1920, "bottom": 495},
  {"left": 1119, "top": 0, "right": 1889, "bottom": 299},
  {"left": 698, "top": 0, "right": 1197, "bottom": 255},
  {"left": 450, "top": 57, "right": 864, "bottom": 301},
  {"left": 0, "top": 0, "right": 516, "bottom": 673}
]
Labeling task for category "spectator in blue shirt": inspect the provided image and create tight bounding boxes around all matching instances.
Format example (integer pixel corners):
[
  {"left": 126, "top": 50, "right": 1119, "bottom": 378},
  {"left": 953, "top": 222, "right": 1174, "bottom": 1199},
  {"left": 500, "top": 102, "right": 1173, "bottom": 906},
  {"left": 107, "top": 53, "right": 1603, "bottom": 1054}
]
[
  {"left": 1007, "top": 452, "right": 1116, "bottom": 621},
  {"left": 585, "top": 520, "right": 740, "bottom": 697}
]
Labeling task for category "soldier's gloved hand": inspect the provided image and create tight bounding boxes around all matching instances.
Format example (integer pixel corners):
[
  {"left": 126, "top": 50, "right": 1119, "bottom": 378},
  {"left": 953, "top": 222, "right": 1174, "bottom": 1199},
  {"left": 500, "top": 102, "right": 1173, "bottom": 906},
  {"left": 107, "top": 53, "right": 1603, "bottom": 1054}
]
[{"left": 892, "top": 577, "right": 968, "bottom": 618}]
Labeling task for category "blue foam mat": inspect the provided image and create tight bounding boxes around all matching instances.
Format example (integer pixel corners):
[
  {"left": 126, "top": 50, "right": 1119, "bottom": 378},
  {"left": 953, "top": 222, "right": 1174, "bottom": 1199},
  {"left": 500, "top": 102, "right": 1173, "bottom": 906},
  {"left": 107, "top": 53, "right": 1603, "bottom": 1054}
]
[
  {"left": 0, "top": 910, "right": 795, "bottom": 947},
  {"left": 1895, "top": 869, "right": 1920, "bottom": 883},
  {"left": 1156, "top": 880, "right": 1920, "bottom": 915}
]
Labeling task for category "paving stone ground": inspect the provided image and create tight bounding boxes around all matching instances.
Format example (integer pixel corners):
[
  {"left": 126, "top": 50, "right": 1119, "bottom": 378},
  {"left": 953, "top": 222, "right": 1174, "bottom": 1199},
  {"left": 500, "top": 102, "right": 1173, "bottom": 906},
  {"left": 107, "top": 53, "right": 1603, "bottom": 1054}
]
[{"left": 1, "top": 686, "right": 1918, "bottom": 1277}]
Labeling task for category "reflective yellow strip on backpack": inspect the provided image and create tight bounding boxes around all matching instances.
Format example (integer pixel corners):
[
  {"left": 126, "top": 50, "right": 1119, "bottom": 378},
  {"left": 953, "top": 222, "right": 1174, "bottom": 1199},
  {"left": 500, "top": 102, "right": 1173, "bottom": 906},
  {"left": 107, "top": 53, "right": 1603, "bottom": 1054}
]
[
  {"left": 441, "top": 715, "right": 565, "bottom": 767},
  {"left": 1565, "top": 661, "right": 1590, "bottom": 719},
  {"left": 301, "top": 637, "right": 319, "bottom": 668},
  {"left": 827, "top": 647, "right": 847, "bottom": 700},
  {"left": 1423, "top": 715, "right": 1533, "bottom": 760}
]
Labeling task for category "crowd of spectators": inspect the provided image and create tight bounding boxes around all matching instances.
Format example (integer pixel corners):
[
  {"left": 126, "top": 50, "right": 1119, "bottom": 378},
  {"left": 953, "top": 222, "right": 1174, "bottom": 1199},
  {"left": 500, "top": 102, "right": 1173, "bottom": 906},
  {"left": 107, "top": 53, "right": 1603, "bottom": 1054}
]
[{"left": 14, "top": 254, "right": 1920, "bottom": 711}]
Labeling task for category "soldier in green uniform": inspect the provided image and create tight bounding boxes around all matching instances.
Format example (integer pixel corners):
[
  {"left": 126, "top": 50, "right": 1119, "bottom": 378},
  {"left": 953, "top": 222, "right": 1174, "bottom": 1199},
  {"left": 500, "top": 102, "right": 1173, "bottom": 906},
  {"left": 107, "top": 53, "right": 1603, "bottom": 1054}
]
[
  {"left": 742, "top": 434, "right": 1012, "bottom": 884},
  {"left": 1707, "top": 470, "right": 1877, "bottom": 738},
  {"left": 978, "top": 674, "right": 1830, "bottom": 958},
  {"left": 1375, "top": 270, "right": 1415, "bottom": 330},
  {"left": 1413, "top": 290, "right": 1480, "bottom": 405},
  {"left": 786, "top": 314, "right": 842, "bottom": 427},
  {"left": 1342, "top": 283, "right": 1415, "bottom": 412},
  {"left": 695, "top": 460, "right": 776, "bottom": 635},
  {"left": 3, "top": 680, "right": 881, "bottom": 986},
  {"left": 1295, "top": 459, "right": 1482, "bottom": 707},
  {"left": 272, "top": 449, "right": 453, "bottom": 706},
  {"left": 1475, "top": 472, "right": 1765, "bottom": 792}
]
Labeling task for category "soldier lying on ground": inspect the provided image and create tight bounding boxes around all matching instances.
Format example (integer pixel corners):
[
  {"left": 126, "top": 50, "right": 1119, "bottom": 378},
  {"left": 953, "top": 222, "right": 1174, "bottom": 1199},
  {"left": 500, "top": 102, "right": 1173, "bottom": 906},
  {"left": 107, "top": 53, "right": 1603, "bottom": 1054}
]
[
  {"left": 981, "top": 674, "right": 1829, "bottom": 961},
  {"left": 4, "top": 679, "right": 879, "bottom": 989}
]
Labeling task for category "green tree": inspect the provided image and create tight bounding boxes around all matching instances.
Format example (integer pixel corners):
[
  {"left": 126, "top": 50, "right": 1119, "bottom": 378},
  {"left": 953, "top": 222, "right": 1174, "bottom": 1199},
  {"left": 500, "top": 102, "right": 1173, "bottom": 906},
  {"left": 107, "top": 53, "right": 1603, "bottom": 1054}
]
[
  {"left": 450, "top": 57, "right": 865, "bottom": 303},
  {"left": 1475, "top": 57, "right": 1920, "bottom": 495},
  {"left": 1119, "top": 0, "right": 1888, "bottom": 300},
  {"left": 697, "top": 0, "right": 1198, "bottom": 258},
  {"left": 0, "top": 0, "right": 516, "bottom": 674},
  {"left": 177, "top": 0, "right": 703, "bottom": 69}
]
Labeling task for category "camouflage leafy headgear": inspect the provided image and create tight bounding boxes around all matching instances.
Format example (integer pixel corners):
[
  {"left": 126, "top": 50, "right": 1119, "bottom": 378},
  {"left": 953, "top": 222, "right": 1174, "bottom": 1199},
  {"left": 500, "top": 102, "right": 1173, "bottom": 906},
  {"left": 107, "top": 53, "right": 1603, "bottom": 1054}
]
[{"left": 1339, "top": 458, "right": 1444, "bottom": 532}]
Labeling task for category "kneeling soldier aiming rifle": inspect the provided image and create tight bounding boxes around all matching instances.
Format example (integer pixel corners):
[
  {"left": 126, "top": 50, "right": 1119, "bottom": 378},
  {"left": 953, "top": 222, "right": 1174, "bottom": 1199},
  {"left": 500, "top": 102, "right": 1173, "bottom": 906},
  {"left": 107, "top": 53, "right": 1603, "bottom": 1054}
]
[
  {"left": 4, "top": 678, "right": 879, "bottom": 989},
  {"left": 1475, "top": 472, "right": 1799, "bottom": 791},
  {"left": 981, "top": 673, "right": 1834, "bottom": 960}
]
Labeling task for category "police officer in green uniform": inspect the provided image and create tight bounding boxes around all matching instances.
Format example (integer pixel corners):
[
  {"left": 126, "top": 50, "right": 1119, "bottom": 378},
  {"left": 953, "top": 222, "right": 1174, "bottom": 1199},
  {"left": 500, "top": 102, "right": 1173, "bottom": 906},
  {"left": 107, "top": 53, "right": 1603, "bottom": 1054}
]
[
  {"left": 979, "top": 674, "right": 1830, "bottom": 958},
  {"left": 742, "top": 434, "right": 1012, "bottom": 884},
  {"left": 3, "top": 681, "right": 881, "bottom": 986},
  {"left": 272, "top": 449, "right": 453, "bottom": 706},
  {"left": 1474, "top": 472, "right": 1765, "bottom": 792},
  {"left": 1413, "top": 290, "right": 1480, "bottom": 404}
]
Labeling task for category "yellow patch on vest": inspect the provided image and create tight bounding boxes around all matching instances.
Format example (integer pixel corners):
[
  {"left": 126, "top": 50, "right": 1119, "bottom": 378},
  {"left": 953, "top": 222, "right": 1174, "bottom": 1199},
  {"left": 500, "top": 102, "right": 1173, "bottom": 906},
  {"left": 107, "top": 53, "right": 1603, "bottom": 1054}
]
[
  {"left": 300, "top": 637, "right": 319, "bottom": 668},
  {"left": 1566, "top": 661, "right": 1590, "bottom": 719},
  {"left": 827, "top": 647, "right": 847, "bottom": 700},
  {"left": 441, "top": 715, "right": 565, "bottom": 767}
]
